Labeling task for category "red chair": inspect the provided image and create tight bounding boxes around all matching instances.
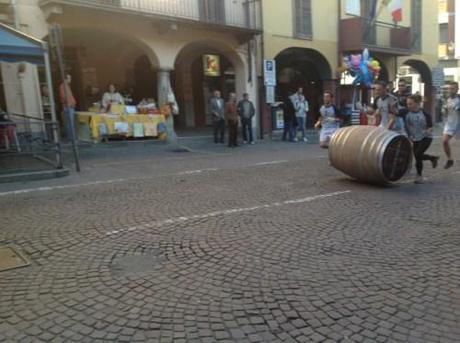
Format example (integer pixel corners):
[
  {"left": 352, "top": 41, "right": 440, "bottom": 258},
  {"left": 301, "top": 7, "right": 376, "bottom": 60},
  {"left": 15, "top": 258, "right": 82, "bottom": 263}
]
[{"left": 0, "top": 121, "right": 21, "bottom": 152}]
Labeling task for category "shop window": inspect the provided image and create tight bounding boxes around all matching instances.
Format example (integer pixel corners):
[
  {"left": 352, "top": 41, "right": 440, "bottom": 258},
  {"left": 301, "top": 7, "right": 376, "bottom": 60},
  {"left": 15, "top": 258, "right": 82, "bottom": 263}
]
[{"left": 294, "top": 0, "right": 312, "bottom": 39}]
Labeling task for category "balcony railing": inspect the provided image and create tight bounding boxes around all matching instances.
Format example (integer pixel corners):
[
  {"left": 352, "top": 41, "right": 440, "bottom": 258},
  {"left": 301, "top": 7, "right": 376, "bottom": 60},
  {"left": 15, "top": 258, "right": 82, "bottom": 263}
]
[
  {"left": 340, "top": 17, "right": 411, "bottom": 56},
  {"left": 40, "top": 0, "right": 262, "bottom": 32}
]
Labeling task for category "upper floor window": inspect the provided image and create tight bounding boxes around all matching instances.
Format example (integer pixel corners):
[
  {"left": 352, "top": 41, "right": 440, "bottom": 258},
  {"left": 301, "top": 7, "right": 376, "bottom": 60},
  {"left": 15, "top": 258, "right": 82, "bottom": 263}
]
[
  {"left": 439, "top": 23, "right": 448, "bottom": 44},
  {"left": 294, "top": 0, "right": 312, "bottom": 38},
  {"left": 199, "top": 0, "right": 225, "bottom": 24},
  {"left": 438, "top": 0, "right": 448, "bottom": 15}
]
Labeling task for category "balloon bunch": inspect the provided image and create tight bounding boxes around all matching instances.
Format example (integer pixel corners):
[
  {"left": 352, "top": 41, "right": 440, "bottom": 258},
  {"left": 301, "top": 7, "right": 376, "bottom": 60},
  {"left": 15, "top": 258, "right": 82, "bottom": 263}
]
[{"left": 337, "top": 49, "right": 381, "bottom": 88}]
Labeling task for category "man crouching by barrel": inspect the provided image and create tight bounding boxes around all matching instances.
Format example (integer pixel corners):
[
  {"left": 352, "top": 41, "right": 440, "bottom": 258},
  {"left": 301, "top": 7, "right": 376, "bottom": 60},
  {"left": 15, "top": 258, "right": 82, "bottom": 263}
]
[
  {"left": 368, "top": 81, "right": 407, "bottom": 136},
  {"left": 314, "top": 91, "right": 340, "bottom": 148},
  {"left": 405, "top": 94, "right": 440, "bottom": 184}
]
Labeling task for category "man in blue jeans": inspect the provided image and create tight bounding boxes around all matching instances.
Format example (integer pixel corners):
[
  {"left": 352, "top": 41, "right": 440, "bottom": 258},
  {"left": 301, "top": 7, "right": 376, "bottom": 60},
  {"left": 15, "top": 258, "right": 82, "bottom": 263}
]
[
  {"left": 291, "top": 87, "right": 309, "bottom": 142},
  {"left": 237, "top": 93, "right": 255, "bottom": 144},
  {"left": 59, "top": 74, "right": 77, "bottom": 141}
]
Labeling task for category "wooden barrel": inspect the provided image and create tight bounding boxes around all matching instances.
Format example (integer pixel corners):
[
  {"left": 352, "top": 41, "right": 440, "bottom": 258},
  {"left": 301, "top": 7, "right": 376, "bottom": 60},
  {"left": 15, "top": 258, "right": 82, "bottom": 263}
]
[{"left": 329, "top": 126, "right": 412, "bottom": 184}]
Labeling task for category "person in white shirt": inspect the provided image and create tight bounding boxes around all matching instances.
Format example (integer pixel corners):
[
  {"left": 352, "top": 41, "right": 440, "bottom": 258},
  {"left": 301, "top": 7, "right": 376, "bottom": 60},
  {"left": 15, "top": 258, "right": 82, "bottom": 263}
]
[
  {"left": 442, "top": 81, "right": 460, "bottom": 169},
  {"left": 315, "top": 91, "right": 340, "bottom": 148},
  {"left": 102, "top": 84, "right": 124, "bottom": 112},
  {"left": 291, "top": 87, "right": 309, "bottom": 142}
]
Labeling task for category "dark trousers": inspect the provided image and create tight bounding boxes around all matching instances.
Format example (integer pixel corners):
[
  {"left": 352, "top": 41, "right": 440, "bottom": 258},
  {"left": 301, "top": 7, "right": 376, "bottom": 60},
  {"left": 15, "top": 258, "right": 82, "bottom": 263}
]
[
  {"left": 282, "top": 120, "right": 295, "bottom": 142},
  {"left": 227, "top": 120, "right": 238, "bottom": 147},
  {"left": 241, "top": 117, "right": 253, "bottom": 142},
  {"left": 413, "top": 137, "right": 435, "bottom": 176},
  {"left": 213, "top": 119, "right": 225, "bottom": 143}
]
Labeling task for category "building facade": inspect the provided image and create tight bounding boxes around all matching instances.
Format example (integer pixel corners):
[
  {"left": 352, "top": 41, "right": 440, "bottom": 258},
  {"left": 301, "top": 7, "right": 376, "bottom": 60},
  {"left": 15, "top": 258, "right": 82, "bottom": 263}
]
[
  {"left": 0, "top": 0, "right": 261, "bottom": 136},
  {"left": 438, "top": 0, "right": 460, "bottom": 82},
  {"left": 0, "top": 0, "right": 439, "bottom": 139},
  {"left": 260, "top": 0, "right": 439, "bottom": 132}
]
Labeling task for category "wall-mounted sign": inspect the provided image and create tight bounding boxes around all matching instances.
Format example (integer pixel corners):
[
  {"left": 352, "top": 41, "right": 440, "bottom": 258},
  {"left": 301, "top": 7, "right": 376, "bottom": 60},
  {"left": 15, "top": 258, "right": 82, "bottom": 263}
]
[
  {"left": 275, "top": 109, "right": 284, "bottom": 129},
  {"left": 264, "top": 59, "right": 276, "bottom": 86},
  {"left": 203, "top": 54, "right": 221, "bottom": 77}
]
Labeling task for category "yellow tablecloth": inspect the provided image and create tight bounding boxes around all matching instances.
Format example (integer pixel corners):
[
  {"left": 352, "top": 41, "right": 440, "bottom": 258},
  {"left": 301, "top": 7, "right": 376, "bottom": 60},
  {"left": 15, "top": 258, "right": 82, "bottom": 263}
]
[{"left": 76, "top": 112, "right": 166, "bottom": 140}]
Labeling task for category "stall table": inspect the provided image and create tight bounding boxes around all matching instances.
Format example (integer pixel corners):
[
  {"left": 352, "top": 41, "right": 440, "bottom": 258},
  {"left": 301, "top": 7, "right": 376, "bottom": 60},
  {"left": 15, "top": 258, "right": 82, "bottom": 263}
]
[{"left": 76, "top": 112, "right": 167, "bottom": 143}]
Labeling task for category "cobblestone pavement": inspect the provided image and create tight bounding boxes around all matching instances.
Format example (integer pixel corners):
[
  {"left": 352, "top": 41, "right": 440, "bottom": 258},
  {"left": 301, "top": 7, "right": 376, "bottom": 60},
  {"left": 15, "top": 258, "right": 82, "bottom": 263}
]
[{"left": 1, "top": 137, "right": 460, "bottom": 342}]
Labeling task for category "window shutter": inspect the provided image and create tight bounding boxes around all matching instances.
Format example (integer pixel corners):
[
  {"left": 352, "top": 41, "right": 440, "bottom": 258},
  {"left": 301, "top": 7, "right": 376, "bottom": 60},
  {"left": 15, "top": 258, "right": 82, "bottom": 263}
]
[
  {"left": 294, "top": 0, "right": 312, "bottom": 38},
  {"left": 411, "top": 0, "right": 422, "bottom": 52}
]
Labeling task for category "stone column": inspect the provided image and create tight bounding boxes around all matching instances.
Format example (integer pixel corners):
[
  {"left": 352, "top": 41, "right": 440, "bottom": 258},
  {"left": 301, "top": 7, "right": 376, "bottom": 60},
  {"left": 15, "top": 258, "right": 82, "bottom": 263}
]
[{"left": 157, "top": 68, "right": 177, "bottom": 142}]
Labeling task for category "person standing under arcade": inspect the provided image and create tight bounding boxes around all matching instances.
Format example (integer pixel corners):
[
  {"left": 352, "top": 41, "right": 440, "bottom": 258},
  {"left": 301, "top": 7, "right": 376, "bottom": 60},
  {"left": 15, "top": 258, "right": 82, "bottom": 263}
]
[
  {"left": 59, "top": 74, "right": 77, "bottom": 140},
  {"left": 225, "top": 92, "right": 239, "bottom": 148},
  {"left": 210, "top": 90, "right": 225, "bottom": 144}
]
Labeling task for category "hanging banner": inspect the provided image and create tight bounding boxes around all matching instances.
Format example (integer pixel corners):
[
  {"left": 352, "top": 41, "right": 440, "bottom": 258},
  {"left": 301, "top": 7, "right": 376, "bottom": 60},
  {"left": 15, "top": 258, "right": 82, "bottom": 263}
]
[{"left": 203, "top": 54, "right": 221, "bottom": 77}]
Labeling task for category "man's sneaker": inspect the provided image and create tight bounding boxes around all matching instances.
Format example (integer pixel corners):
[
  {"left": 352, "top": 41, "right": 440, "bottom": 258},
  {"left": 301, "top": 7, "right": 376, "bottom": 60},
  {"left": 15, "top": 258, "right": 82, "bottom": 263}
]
[
  {"left": 250, "top": 141, "right": 255, "bottom": 145},
  {"left": 243, "top": 140, "right": 247, "bottom": 144},
  {"left": 431, "top": 156, "right": 439, "bottom": 169},
  {"left": 414, "top": 175, "right": 424, "bottom": 184},
  {"left": 303, "top": 137, "right": 308, "bottom": 142},
  {"left": 444, "top": 160, "right": 454, "bottom": 169},
  {"left": 293, "top": 138, "right": 298, "bottom": 142}
]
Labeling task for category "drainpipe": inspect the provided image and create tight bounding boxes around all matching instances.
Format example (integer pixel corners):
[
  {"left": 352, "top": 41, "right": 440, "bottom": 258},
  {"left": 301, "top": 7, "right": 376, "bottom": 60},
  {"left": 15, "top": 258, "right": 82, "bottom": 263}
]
[
  {"left": 259, "top": 0, "right": 265, "bottom": 140},
  {"left": 10, "top": 0, "right": 20, "bottom": 30},
  {"left": 337, "top": 0, "right": 342, "bottom": 104}
]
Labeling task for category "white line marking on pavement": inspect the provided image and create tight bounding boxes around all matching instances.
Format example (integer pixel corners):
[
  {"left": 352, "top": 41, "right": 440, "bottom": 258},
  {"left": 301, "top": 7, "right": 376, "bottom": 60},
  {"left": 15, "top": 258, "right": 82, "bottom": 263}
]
[
  {"left": 0, "top": 161, "right": 290, "bottom": 197},
  {"left": 252, "top": 160, "right": 289, "bottom": 166},
  {"left": 0, "top": 179, "right": 126, "bottom": 197},
  {"left": 177, "top": 168, "right": 218, "bottom": 175},
  {"left": 105, "top": 190, "right": 351, "bottom": 236}
]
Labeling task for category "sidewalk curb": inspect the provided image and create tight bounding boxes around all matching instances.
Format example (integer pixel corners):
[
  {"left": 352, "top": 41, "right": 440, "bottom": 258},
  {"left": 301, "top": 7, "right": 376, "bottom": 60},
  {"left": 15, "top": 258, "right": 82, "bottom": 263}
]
[{"left": 0, "top": 168, "right": 70, "bottom": 184}]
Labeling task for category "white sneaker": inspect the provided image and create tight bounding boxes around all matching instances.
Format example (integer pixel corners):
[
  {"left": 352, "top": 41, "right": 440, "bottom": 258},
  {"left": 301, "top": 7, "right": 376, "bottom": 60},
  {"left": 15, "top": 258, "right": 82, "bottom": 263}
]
[
  {"left": 414, "top": 175, "right": 424, "bottom": 184},
  {"left": 250, "top": 141, "right": 255, "bottom": 145},
  {"left": 303, "top": 137, "right": 308, "bottom": 142},
  {"left": 243, "top": 140, "right": 247, "bottom": 144},
  {"left": 293, "top": 138, "right": 298, "bottom": 142}
]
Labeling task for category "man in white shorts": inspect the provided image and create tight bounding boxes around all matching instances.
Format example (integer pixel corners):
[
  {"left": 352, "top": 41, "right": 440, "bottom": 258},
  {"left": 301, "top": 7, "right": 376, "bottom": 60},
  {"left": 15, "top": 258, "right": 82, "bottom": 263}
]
[
  {"left": 442, "top": 81, "right": 460, "bottom": 169},
  {"left": 314, "top": 91, "right": 340, "bottom": 148}
]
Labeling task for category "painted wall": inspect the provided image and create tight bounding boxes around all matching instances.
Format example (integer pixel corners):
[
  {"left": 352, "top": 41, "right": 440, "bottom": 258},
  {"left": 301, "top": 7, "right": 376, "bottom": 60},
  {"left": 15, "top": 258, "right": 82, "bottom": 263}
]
[{"left": 262, "top": 0, "right": 338, "bottom": 70}]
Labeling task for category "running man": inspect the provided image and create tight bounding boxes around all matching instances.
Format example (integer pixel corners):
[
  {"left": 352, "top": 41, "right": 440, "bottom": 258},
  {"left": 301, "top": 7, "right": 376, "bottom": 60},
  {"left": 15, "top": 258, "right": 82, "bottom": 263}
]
[
  {"left": 315, "top": 91, "right": 340, "bottom": 148},
  {"left": 442, "top": 81, "right": 460, "bottom": 169},
  {"left": 405, "top": 94, "right": 439, "bottom": 184},
  {"left": 370, "top": 81, "right": 407, "bottom": 136}
]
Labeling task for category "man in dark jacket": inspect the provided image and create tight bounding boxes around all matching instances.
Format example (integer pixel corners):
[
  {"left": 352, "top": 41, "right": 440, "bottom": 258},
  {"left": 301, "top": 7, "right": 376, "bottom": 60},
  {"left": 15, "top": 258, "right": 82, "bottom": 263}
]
[
  {"left": 237, "top": 93, "right": 256, "bottom": 144},
  {"left": 281, "top": 95, "right": 296, "bottom": 142}
]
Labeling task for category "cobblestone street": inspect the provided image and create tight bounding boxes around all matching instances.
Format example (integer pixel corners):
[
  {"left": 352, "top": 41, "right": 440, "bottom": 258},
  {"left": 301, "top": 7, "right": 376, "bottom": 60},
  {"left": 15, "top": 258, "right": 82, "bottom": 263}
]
[{"left": 1, "top": 138, "right": 460, "bottom": 342}]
